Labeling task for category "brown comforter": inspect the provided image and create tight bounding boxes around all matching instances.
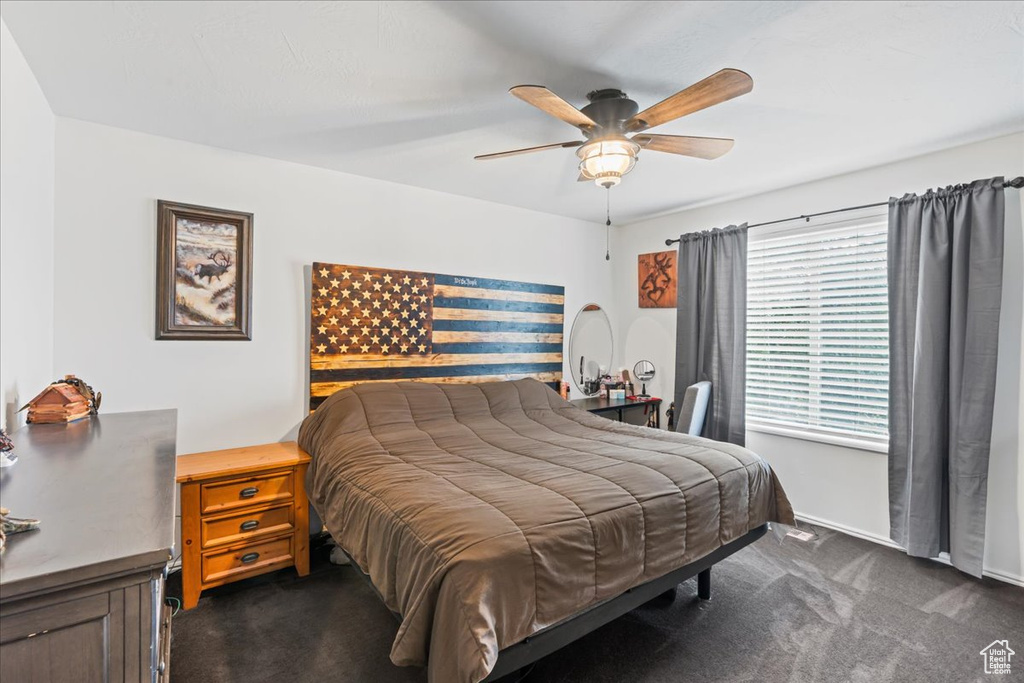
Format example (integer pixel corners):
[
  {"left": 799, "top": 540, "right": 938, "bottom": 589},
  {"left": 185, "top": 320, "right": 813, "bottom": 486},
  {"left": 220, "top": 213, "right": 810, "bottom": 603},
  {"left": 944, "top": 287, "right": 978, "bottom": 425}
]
[{"left": 299, "top": 379, "right": 793, "bottom": 683}]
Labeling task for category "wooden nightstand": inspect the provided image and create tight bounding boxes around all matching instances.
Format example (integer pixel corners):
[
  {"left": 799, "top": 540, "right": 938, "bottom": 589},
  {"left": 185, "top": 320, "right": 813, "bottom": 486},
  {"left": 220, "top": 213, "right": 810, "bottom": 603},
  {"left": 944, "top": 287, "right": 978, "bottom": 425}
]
[{"left": 176, "top": 441, "right": 311, "bottom": 610}]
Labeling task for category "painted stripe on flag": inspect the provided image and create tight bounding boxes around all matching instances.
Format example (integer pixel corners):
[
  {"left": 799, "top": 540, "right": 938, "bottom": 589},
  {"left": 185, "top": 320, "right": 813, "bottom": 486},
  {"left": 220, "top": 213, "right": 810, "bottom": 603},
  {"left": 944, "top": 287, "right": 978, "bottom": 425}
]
[
  {"left": 432, "top": 297, "right": 564, "bottom": 314},
  {"left": 311, "top": 352, "right": 563, "bottom": 371},
  {"left": 431, "top": 342, "right": 562, "bottom": 354},
  {"left": 432, "top": 308, "right": 564, "bottom": 324},
  {"left": 431, "top": 331, "right": 563, "bottom": 344},
  {"left": 433, "top": 284, "right": 564, "bottom": 305},
  {"left": 432, "top": 319, "right": 564, "bottom": 333},
  {"left": 433, "top": 274, "right": 564, "bottom": 295}
]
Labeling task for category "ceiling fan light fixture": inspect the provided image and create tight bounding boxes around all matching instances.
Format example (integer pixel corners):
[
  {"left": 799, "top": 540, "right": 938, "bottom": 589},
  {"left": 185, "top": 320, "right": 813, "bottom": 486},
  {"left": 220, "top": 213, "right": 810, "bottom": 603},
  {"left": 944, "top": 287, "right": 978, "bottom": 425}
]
[
  {"left": 481, "top": 70, "right": 753, "bottom": 189},
  {"left": 577, "top": 138, "right": 640, "bottom": 188}
]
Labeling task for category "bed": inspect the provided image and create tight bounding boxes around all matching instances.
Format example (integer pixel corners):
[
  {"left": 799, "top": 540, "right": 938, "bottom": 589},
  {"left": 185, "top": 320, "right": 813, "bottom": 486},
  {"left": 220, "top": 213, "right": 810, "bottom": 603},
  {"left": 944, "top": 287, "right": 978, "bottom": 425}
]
[{"left": 298, "top": 378, "right": 793, "bottom": 683}]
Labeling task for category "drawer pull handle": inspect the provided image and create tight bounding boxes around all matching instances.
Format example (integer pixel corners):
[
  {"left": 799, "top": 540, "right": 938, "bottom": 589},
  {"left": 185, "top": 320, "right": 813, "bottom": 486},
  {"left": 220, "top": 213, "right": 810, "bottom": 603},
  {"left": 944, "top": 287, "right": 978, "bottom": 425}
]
[
  {"left": 241, "top": 552, "right": 260, "bottom": 564},
  {"left": 240, "top": 520, "right": 260, "bottom": 532},
  {"left": 239, "top": 487, "right": 259, "bottom": 499}
]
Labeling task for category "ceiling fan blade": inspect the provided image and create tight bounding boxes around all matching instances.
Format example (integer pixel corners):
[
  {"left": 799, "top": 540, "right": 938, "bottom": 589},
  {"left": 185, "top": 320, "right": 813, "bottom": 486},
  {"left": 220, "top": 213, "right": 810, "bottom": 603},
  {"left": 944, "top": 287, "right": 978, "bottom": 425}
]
[
  {"left": 510, "top": 85, "right": 597, "bottom": 131},
  {"left": 474, "top": 140, "right": 582, "bottom": 161},
  {"left": 627, "top": 69, "right": 753, "bottom": 133},
  {"left": 633, "top": 134, "right": 735, "bottom": 159}
]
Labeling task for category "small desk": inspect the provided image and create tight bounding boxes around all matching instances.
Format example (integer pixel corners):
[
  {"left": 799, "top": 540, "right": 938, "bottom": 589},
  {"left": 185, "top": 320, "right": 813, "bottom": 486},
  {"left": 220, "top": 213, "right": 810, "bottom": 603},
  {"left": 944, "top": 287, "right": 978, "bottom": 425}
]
[{"left": 571, "top": 396, "right": 663, "bottom": 428}]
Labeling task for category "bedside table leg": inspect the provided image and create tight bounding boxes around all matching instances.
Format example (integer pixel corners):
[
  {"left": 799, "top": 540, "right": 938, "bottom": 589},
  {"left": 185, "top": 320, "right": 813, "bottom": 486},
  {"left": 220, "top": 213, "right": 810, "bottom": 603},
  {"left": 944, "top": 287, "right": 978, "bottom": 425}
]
[
  {"left": 182, "top": 581, "right": 201, "bottom": 610},
  {"left": 180, "top": 482, "right": 203, "bottom": 610},
  {"left": 296, "top": 544, "right": 311, "bottom": 577},
  {"left": 294, "top": 464, "right": 311, "bottom": 577},
  {"left": 294, "top": 528, "right": 310, "bottom": 578}
]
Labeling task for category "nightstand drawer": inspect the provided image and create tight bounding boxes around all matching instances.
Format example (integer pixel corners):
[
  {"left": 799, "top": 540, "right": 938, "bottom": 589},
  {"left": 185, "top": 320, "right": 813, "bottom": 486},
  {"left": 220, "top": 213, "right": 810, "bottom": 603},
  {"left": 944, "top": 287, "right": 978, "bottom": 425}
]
[
  {"left": 202, "top": 535, "right": 294, "bottom": 584},
  {"left": 201, "top": 470, "right": 294, "bottom": 514},
  {"left": 201, "top": 504, "right": 294, "bottom": 549}
]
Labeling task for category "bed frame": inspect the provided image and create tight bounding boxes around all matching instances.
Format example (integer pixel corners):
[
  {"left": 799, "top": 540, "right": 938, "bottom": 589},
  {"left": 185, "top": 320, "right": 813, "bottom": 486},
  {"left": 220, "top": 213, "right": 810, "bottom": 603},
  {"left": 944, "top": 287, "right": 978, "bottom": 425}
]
[{"left": 345, "top": 523, "right": 769, "bottom": 681}]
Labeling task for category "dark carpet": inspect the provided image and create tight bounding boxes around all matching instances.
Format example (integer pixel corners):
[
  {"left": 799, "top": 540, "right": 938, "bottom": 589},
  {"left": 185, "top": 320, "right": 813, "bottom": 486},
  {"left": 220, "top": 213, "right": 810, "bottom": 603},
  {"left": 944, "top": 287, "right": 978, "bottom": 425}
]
[{"left": 168, "top": 525, "right": 1024, "bottom": 683}]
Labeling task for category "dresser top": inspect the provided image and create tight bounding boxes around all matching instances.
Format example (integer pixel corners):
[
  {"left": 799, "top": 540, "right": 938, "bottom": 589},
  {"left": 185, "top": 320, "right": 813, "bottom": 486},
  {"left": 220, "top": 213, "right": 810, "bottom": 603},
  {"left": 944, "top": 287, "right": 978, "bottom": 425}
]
[
  {"left": 176, "top": 441, "right": 309, "bottom": 483},
  {"left": 0, "top": 410, "right": 177, "bottom": 601}
]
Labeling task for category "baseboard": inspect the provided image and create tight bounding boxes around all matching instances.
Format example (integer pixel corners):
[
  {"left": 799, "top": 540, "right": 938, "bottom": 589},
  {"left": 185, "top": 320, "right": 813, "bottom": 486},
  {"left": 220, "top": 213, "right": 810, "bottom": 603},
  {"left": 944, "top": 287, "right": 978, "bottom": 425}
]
[
  {"left": 979, "top": 567, "right": 1024, "bottom": 588},
  {"left": 793, "top": 512, "right": 1024, "bottom": 588},
  {"left": 794, "top": 511, "right": 901, "bottom": 549},
  {"left": 928, "top": 552, "right": 1024, "bottom": 589}
]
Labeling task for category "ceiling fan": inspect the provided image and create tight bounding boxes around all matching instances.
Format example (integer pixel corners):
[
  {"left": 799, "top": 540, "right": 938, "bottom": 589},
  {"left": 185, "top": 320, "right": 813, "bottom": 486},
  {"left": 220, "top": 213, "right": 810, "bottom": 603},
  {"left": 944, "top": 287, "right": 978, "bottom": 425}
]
[{"left": 475, "top": 69, "right": 753, "bottom": 188}]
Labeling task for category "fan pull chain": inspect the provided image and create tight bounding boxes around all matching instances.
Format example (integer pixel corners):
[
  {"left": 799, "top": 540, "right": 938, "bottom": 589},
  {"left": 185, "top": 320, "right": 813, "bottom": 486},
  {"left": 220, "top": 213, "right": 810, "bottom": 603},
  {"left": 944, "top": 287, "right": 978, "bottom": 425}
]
[{"left": 605, "top": 188, "right": 611, "bottom": 261}]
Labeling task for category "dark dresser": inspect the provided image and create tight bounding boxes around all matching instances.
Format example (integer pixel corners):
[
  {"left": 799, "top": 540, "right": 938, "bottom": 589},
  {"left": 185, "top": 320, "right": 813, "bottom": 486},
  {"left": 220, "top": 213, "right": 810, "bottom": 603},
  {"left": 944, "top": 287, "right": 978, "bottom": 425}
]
[{"left": 0, "top": 410, "right": 177, "bottom": 682}]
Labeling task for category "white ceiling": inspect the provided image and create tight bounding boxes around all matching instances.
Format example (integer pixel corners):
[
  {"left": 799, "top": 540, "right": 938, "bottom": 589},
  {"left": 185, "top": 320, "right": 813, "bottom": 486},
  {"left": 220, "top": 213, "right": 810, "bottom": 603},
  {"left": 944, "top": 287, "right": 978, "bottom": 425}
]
[{"left": 3, "top": 1, "right": 1022, "bottom": 223}]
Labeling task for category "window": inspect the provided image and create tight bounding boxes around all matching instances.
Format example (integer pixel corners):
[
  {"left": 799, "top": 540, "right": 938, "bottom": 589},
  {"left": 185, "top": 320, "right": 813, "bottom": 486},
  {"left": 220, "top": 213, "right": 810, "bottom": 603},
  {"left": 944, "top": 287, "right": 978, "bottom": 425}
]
[{"left": 746, "top": 215, "right": 889, "bottom": 445}]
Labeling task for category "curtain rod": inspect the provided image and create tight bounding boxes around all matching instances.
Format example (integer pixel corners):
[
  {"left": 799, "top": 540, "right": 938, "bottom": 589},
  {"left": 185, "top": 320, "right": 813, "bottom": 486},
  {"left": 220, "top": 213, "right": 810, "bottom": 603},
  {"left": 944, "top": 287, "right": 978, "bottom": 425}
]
[{"left": 664, "top": 175, "right": 1024, "bottom": 246}]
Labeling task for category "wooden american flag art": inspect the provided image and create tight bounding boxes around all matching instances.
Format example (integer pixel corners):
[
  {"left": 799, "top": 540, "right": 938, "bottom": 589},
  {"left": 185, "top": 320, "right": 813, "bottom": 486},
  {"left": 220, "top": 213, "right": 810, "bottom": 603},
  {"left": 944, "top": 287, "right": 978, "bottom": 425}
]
[{"left": 309, "top": 262, "right": 565, "bottom": 409}]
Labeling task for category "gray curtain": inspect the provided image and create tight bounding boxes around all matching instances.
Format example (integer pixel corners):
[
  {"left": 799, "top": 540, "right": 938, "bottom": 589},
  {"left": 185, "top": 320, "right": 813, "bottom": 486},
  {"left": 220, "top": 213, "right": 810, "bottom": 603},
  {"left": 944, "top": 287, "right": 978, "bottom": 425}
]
[
  {"left": 888, "top": 177, "right": 1005, "bottom": 578},
  {"left": 674, "top": 224, "right": 747, "bottom": 445}
]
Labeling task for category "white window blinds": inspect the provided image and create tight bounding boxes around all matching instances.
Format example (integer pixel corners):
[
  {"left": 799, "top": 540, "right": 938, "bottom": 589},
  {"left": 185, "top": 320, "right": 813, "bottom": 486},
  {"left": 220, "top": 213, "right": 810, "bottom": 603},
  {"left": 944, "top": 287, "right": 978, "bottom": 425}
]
[{"left": 746, "top": 217, "right": 889, "bottom": 441}]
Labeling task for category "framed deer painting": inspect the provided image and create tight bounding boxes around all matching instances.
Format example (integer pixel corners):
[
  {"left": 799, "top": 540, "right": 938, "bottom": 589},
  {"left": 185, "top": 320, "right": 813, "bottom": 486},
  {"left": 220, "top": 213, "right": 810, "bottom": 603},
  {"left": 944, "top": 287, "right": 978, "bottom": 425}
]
[{"left": 156, "top": 200, "right": 253, "bottom": 340}]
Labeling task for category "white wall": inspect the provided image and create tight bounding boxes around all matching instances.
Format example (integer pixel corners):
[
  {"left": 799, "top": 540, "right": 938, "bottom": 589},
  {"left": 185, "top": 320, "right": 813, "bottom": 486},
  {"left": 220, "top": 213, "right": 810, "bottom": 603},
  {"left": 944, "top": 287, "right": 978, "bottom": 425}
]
[
  {"left": 51, "top": 118, "right": 612, "bottom": 455},
  {"left": 612, "top": 133, "right": 1024, "bottom": 584},
  {"left": 0, "top": 19, "right": 55, "bottom": 431}
]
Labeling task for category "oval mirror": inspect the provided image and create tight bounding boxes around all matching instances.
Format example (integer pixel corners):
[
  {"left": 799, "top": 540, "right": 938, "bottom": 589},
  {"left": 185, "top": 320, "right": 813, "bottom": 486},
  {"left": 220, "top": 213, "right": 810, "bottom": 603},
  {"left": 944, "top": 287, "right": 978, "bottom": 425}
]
[{"left": 569, "top": 304, "right": 613, "bottom": 396}]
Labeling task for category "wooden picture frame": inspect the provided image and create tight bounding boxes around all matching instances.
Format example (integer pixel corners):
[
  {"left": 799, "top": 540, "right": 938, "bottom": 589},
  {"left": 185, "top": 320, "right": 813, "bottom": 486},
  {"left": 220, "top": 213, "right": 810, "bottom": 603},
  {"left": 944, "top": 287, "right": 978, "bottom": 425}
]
[{"left": 156, "top": 200, "right": 253, "bottom": 340}]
